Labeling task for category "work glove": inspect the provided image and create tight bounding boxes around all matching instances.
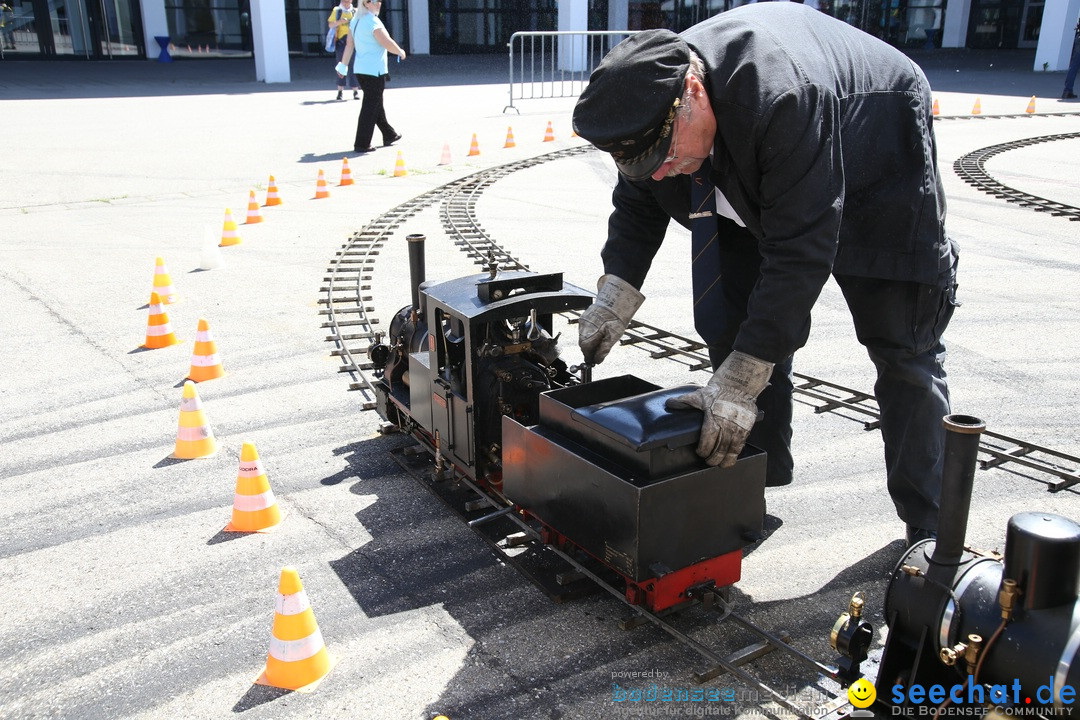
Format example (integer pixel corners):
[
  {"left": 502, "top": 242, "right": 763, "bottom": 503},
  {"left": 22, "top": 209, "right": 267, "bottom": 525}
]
[
  {"left": 578, "top": 274, "right": 645, "bottom": 365},
  {"left": 665, "top": 351, "right": 774, "bottom": 468}
]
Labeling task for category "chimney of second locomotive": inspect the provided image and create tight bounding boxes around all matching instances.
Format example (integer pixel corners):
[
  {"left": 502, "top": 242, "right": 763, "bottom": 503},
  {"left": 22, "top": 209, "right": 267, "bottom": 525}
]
[
  {"left": 931, "top": 414, "right": 986, "bottom": 566},
  {"left": 406, "top": 234, "right": 426, "bottom": 313}
]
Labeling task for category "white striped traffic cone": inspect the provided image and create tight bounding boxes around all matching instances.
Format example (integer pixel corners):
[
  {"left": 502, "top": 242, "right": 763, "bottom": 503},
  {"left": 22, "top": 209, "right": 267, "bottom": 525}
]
[
  {"left": 339, "top": 158, "right": 354, "bottom": 186},
  {"left": 143, "top": 292, "right": 179, "bottom": 349},
  {"left": 187, "top": 318, "right": 224, "bottom": 382},
  {"left": 256, "top": 567, "right": 337, "bottom": 691},
  {"left": 224, "top": 441, "right": 285, "bottom": 533},
  {"left": 314, "top": 170, "right": 330, "bottom": 199},
  {"left": 245, "top": 190, "right": 264, "bottom": 224},
  {"left": 219, "top": 208, "right": 242, "bottom": 247},
  {"left": 171, "top": 380, "right": 217, "bottom": 459},
  {"left": 150, "top": 256, "right": 177, "bottom": 304},
  {"left": 264, "top": 175, "right": 283, "bottom": 207}
]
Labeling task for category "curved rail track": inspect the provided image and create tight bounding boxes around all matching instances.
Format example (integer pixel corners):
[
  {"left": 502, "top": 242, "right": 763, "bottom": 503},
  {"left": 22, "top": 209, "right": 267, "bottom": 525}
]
[
  {"left": 323, "top": 143, "right": 1080, "bottom": 494},
  {"left": 952, "top": 131, "right": 1080, "bottom": 221},
  {"left": 320, "top": 139, "right": 1080, "bottom": 712}
]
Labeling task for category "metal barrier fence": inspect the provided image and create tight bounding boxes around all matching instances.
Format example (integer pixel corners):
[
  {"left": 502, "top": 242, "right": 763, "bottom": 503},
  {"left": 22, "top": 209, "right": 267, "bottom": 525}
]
[{"left": 504, "top": 30, "right": 640, "bottom": 113}]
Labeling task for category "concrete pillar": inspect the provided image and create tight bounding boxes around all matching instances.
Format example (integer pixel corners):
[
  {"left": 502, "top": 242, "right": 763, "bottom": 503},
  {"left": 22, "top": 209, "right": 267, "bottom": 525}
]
[
  {"left": 608, "top": 0, "right": 629, "bottom": 51},
  {"left": 1035, "top": 0, "right": 1080, "bottom": 71},
  {"left": 138, "top": 0, "right": 168, "bottom": 60},
  {"left": 408, "top": 0, "right": 430, "bottom": 54},
  {"left": 558, "top": 0, "right": 588, "bottom": 71},
  {"left": 940, "top": 0, "right": 971, "bottom": 48},
  {"left": 250, "top": 0, "right": 290, "bottom": 82}
]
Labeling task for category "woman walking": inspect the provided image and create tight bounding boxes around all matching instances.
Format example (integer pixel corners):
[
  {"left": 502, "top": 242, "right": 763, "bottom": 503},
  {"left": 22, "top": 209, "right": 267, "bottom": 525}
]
[
  {"left": 327, "top": 0, "right": 358, "bottom": 100},
  {"left": 337, "top": 0, "right": 406, "bottom": 153}
]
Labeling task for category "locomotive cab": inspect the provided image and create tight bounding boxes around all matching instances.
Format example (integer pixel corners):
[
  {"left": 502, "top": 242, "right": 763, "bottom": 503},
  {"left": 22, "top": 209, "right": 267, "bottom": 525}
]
[{"left": 373, "top": 268, "right": 593, "bottom": 492}]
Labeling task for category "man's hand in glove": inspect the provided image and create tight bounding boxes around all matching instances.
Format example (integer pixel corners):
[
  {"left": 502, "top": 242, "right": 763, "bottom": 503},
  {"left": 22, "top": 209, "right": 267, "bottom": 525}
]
[
  {"left": 665, "top": 351, "right": 774, "bottom": 467},
  {"left": 578, "top": 274, "right": 645, "bottom": 365}
]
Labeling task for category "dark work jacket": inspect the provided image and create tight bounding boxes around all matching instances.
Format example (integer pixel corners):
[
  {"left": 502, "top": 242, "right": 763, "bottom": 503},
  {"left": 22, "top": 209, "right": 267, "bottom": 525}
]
[{"left": 600, "top": 2, "right": 954, "bottom": 364}]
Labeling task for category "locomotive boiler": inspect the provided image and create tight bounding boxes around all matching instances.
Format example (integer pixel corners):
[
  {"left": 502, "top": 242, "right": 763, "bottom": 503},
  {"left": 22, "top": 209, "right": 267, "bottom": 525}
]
[
  {"left": 875, "top": 415, "right": 1080, "bottom": 714},
  {"left": 365, "top": 234, "right": 766, "bottom": 613}
]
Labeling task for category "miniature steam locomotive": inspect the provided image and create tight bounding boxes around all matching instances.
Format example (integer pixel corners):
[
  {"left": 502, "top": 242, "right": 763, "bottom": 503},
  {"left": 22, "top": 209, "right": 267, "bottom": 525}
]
[
  {"left": 363, "top": 234, "right": 1080, "bottom": 707},
  {"left": 365, "top": 235, "right": 765, "bottom": 613},
  {"left": 872, "top": 415, "right": 1080, "bottom": 714}
]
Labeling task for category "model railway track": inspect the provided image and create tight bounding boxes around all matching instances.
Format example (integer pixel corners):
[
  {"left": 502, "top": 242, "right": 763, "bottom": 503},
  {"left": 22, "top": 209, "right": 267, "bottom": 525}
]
[
  {"left": 434, "top": 145, "right": 1080, "bottom": 493},
  {"left": 320, "top": 141, "right": 1079, "bottom": 708},
  {"left": 953, "top": 132, "right": 1080, "bottom": 222},
  {"left": 323, "top": 143, "right": 1080, "bottom": 483},
  {"left": 389, "top": 434, "right": 851, "bottom": 720}
]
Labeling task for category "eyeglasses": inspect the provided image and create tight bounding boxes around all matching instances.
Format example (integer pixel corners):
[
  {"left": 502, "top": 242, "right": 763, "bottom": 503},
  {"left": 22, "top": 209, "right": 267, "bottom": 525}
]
[
  {"left": 661, "top": 93, "right": 693, "bottom": 165},
  {"left": 662, "top": 113, "right": 682, "bottom": 165}
]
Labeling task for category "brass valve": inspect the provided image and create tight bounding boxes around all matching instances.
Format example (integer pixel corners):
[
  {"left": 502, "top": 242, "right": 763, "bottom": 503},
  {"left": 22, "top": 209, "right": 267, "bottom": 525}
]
[
  {"left": 999, "top": 578, "right": 1020, "bottom": 621},
  {"left": 940, "top": 641, "right": 965, "bottom": 666},
  {"left": 940, "top": 634, "right": 983, "bottom": 674},
  {"left": 963, "top": 634, "right": 983, "bottom": 675},
  {"left": 901, "top": 564, "right": 922, "bottom": 577}
]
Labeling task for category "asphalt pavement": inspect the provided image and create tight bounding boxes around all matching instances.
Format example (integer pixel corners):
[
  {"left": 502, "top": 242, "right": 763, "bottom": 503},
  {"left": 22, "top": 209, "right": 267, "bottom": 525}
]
[{"left": 1, "top": 48, "right": 1079, "bottom": 720}]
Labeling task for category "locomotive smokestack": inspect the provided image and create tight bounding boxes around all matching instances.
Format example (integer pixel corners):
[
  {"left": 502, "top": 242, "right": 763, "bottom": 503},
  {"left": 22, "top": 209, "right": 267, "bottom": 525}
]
[
  {"left": 407, "top": 234, "right": 426, "bottom": 312},
  {"left": 931, "top": 414, "right": 986, "bottom": 565}
]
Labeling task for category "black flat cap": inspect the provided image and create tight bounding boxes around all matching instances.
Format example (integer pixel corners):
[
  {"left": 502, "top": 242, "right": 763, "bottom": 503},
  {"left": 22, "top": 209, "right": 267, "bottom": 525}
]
[{"left": 573, "top": 29, "right": 690, "bottom": 181}]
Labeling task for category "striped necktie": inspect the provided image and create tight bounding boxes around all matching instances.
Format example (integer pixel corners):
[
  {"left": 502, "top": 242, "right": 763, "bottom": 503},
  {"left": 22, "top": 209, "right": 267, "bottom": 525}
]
[{"left": 690, "top": 159, "right": 723, "bottom": 344}]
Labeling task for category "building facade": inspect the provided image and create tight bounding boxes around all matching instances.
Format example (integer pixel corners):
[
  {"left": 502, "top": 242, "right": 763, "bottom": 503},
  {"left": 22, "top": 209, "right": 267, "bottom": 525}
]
[{"left": 0, "top": 0, "right": 1076, "bottom": 68}]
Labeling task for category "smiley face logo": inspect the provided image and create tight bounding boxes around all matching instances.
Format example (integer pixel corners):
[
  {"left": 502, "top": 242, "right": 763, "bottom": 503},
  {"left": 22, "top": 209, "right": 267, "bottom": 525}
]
[{"left": 848, "top": 678, "right": 877, "bottom": 708}]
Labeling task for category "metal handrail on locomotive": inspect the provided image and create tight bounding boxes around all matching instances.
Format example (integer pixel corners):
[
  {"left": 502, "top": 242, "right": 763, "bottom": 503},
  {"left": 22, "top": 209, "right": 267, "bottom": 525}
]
[{"left": 365, "top": 234, "right": 767, "bottom": 613}]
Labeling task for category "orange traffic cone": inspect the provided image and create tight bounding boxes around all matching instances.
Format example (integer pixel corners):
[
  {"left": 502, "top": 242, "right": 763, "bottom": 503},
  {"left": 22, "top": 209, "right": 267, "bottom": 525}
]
[
  {"left": 543, "top": 121, "right": 555, "bottom": 142},
  {"left": 971, "top": 97, "right": 982, "bottom": 115},
  {"left": 467, "top": 133, "right": 480, "bottom": 157},
  {"left": 264, "top": 175, "right": 283, "bottom": 206},
  {"left": 187, "top": 318, "right": 224, "bottom": 382},
  {"left": 339, "top": 157, "right": 354, "bottom": 186},
  {"left": 314, "top": 169, "right": 330, "bottom": 199},
  {"left": 224, "top": 441, "right": 285, "bottom": 532},
  {"left": 932, "top": 98, "right": 940, "bottom": 116},
  {"left": 1025, "top": 95, "right": 1036, "bottom": 114},
  {"left": 171, "top": 380, "right": 217, "bottom": 459},
  {"left": 438, "top": 143, "right": 452, "bottom": 166},
  {"left": 245, "top": 190, "right": 264, "bottom": 224},
  {"left": 143, "top": 291, "right": 179, "bottom": 349},
  {"left": 393, "top": 151, "right": 408, "bottom": 177},
  {"left": 219, "top": 208, "right": 242, "bottom": 247},
  {"left": 256, "top": 567, "right": 337, "bottom": 691},
  {"left": 504, "top": 126, "right": 516, "bottom": 148},
  {"left": 150, "top": 256, "right": 177, "bottom": 304}
]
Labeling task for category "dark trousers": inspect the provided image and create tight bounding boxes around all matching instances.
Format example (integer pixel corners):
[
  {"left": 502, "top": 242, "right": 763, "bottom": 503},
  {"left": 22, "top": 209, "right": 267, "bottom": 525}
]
[
  {"left": 704, "top": 229, "right": 794, "bottom": 488},
  {"left": 334, "top": 39, "right": 357, "bottom": 89},
  {"left": 705, "top": 224, "right": 958, "bottom": 529},
  {"left": 1065, "top": 40, "right": 1080, "bottom": 94},
  {"left": 354, "top": 74, "right": 397, "bottom": 150},
  {"left": 834, "top": 272, "right": 956, "bottom": 530}
]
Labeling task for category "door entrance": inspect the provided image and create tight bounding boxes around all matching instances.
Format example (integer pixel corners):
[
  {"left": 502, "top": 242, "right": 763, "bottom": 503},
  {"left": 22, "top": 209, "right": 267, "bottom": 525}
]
[
  {"left": 0, "top": 0, "right": 143, "bottom": 58},
  {"left": 967, "top": 0, "right": 1025, "bottom": 49}
]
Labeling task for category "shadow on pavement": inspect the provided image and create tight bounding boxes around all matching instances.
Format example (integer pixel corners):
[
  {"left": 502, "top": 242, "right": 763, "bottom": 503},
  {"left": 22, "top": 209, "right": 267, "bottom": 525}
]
[{"left": 325, "top": 435, "right": 905, "bottom": 719}]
